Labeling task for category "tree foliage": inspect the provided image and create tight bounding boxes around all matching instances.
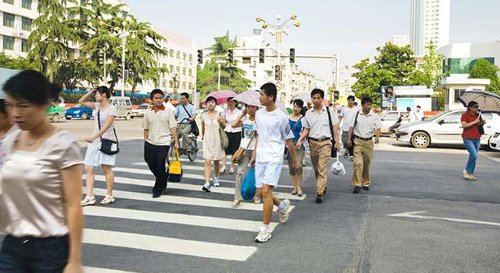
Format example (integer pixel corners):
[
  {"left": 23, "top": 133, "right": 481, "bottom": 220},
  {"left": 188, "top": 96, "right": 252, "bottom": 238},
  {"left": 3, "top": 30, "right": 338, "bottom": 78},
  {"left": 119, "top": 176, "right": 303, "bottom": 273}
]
[
  {"left": 0, "top": 53, "right": 33, "bottom": 70},
  {"left": 469, "top": 59, "right": 500, "bottom": 94},
  {"left": 196, "top": 32, "right": 251, "bottom": 98}
]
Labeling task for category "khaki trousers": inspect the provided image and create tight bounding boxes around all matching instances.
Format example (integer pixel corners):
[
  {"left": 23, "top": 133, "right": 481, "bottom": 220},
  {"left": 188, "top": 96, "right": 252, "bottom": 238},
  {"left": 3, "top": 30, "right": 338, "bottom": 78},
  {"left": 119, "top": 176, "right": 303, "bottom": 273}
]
[
  {"left": 308, "top": 139, "right": 331, "bottom": 195},
  {"left": 352, "top": 138, "right": 374, "bottom": 187}
]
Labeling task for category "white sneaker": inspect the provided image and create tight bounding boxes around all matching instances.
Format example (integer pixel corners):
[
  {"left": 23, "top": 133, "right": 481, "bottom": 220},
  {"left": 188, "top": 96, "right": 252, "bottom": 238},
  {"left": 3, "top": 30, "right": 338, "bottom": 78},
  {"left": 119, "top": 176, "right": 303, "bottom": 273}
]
[
  {"left": 253, "top": 195, "right": 262, "bottom": 204},
  {"left": 213, "top": 177, "right": 220, "bottom": 187},
  {"left": 255, "top": 226, "right": 272, "bottom": 243},
  {"left": 100, "top": 195, "right": 115, "bottom": 205},
  {"left": 277, "top": 199, "right": 291, "bottom": 223},
  {"left": 81, "top": 195, "right": 96, "bottom": 206},
  {"left": 202, "top": 183, "right": 211, "bottom": 192}
]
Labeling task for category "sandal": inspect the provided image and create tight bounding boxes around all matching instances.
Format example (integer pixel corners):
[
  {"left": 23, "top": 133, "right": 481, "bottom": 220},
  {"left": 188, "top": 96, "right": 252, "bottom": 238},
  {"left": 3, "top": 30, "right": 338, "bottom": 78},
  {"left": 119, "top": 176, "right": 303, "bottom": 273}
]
[
  {"left": 290, "top": 187, "right": 298, "bottom": 195},
  {"left": 219, "top": 168, "right": 226, "bottom": 175},
  {"left": 229, "top": 169, "right": 235, "bottom": 174},
  {"left": 100, "top": 195, "right": 115, "bottom": 205},
  {"left": 297, "top": 188, "right": 304, "bottom": 197}
]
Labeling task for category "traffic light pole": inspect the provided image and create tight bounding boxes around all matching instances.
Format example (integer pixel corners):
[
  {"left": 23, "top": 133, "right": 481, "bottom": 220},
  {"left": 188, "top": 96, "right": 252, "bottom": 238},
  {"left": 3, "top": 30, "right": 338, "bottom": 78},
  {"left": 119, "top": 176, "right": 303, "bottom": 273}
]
[{"left": 121, "top": 34, "right": 127, "bottom": 97}]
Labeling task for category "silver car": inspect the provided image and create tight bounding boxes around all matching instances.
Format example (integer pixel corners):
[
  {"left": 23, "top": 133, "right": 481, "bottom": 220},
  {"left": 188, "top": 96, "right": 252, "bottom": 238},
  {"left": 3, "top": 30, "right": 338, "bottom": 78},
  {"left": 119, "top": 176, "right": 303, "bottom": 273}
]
[{"left": 395, "top": 110, "right": 500, "bottom": 149}]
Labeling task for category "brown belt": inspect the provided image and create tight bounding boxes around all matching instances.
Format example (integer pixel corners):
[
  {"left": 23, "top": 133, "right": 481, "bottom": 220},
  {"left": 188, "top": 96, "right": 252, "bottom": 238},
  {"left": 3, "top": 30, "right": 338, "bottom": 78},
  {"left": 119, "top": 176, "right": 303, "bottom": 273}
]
[{"left": 308, "top": 137, "right": 330, "bottom": 142}]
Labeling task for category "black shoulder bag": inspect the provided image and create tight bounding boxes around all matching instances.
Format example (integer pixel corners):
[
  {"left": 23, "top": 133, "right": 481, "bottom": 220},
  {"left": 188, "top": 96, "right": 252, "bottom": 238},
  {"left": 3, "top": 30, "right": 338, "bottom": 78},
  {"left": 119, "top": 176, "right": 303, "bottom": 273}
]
[
  {"left": 351, "top": 111, "right": 360, "bottom": 145},
  {"left": 478, "top": 114, "right": 485, "bottom": 135},
  {"left": 326, "top": 107, "right": 338, "bottom": 158},
  {"left": 182, "top": 104, "right": 199, "bottom": 136},
  {"left": 98, "top": 110, "right": 120, "bottom": 155}
]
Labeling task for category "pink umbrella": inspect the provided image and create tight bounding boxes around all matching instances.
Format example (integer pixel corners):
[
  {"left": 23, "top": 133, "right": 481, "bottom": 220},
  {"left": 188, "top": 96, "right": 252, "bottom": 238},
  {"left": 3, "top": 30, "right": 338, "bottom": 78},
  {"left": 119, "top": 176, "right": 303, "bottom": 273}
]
[
  {"left": 202, "top": 90, "right": 237, "bottom": 105},
  {"left": 233, "top": 90, "right": 287, "bottom": 112}
]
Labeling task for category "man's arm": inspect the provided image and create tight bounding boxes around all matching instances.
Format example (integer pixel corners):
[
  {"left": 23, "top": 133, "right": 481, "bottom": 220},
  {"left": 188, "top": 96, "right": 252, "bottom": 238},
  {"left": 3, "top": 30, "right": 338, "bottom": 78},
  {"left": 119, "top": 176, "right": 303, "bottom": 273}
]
[
  {"left": 143, "top": 129, "right": 149, "bottom": 140},
  {"left": 295, "top": 128, "right": 310, "bottom": 149}
]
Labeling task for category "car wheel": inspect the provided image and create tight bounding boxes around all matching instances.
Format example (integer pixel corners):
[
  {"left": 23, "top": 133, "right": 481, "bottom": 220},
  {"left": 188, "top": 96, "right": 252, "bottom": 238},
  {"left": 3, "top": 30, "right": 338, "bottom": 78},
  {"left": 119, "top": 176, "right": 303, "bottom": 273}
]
[
  {"left": 81, "top": 112, "right": 88, "bottom": 120},
  {"left": 411, "top": 131, "right": 430, "bottom": 149},
  {"left": 65, "top": 117, "right": 71, "bottom": 120}
]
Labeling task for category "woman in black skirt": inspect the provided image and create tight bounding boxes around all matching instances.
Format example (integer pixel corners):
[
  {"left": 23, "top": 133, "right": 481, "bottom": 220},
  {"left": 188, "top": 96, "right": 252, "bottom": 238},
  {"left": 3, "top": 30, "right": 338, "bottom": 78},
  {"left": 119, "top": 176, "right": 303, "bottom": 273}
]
[{"left": 221, "top": 97, "right": 242, "bottom": 174}]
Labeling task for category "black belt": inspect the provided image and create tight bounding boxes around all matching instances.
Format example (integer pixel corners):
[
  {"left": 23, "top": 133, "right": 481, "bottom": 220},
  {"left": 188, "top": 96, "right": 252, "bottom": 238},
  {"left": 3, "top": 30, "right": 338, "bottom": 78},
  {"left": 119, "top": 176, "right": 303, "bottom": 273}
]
[
  {"left": 308, "top": 137, "right": 330, "bottom": 142},
  {"left": 354, "top": 135, "right": 373, "bottom": 141}
]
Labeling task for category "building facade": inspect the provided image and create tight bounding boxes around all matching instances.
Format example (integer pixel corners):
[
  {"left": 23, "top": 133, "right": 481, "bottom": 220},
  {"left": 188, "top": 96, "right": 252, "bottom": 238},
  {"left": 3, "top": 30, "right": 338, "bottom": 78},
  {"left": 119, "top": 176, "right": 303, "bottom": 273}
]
[
  {"left": 410, "top": 0, "right": 450, "bottom": 56},
  {"left": 392, "top": 35, "right": 410, "bottom": 47},
  {"left": 0, "top": 0, "right": 38, "bottom": 58}
]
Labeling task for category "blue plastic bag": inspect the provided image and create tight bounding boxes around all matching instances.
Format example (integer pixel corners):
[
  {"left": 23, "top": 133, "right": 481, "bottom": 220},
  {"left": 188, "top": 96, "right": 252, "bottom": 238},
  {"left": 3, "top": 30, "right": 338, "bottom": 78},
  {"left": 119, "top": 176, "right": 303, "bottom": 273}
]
[{"left": 241, "top": 167, "right": 256, "bottom": 201}]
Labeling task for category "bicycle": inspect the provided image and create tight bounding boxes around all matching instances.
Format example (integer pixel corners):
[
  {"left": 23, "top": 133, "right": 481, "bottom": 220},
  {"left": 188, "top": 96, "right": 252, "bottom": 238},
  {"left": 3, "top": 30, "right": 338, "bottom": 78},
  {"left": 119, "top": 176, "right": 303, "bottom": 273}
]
[{"left": 177, "top": 119, "right": 199, "bottom": 162}]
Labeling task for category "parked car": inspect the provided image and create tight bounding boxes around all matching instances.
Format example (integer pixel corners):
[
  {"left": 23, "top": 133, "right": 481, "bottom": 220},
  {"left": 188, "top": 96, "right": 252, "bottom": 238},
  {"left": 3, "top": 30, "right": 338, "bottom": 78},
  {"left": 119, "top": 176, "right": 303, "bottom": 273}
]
[
  {"left": 131, "top": 103, "right": 150, "bottom": 118},
  {"left": 109, "top": 96, "right": 133, "bottom": 119},
  {"left": 489, "top": 131, "right": 500, "bottom": 151},
  {"left": 395, "top": 109, "right": 500, "bottom": 149},
  {"left": 46, "top": 102, "right": 65, "bottom": 123},
  {"left": 65, "top": 104, "right": 93, "bottom": 120}
]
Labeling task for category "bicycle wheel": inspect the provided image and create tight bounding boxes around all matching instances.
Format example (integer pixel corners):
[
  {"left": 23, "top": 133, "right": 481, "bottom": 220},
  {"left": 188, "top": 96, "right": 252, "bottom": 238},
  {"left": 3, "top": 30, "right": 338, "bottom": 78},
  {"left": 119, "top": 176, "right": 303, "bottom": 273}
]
[{"left": 188, "top": 140, "right": 198, "bottom": 161}]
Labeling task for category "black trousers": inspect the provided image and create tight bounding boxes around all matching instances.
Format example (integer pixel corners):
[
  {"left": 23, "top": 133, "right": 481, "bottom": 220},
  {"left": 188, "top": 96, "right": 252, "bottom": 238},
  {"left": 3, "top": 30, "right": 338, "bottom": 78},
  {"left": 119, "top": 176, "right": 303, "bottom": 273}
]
[{"left": 144, "top": 142, "right": 170, "bottom": 195}]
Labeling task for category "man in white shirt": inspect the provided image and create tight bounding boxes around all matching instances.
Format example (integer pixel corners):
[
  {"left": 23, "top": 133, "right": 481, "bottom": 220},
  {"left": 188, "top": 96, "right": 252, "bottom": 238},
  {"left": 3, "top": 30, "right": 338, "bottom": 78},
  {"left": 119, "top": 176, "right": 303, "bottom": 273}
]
[
  {"left": 250, "top": 83, "right": 300, "bottom": 243},
  {"left": 144, "top": 89, "right": 180, "bottom": 198},
  {"left": 338, "top": 95, "right": 359, "bottom": 161},
  {"left": 414, "top": 105, "right": 424, "bottom": 121},
  {"left": 163, "top": 95, "right": 176, "bottom": 113},
  {"left": 347, "top": 96, "right": 381, "bottom": 194}
]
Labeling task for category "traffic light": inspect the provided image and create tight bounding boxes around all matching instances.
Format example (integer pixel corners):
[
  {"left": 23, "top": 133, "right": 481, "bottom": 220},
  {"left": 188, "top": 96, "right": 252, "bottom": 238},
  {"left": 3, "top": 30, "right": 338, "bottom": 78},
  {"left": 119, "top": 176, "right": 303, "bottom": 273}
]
[
  {"left": 227, "top": 49, "right": 234, "bottom": 63},
  {"left": 289, "top": 48, "right": 295, "bottom": 63},
  {"left": 117, "top": 69, "right": 122, "bottom": 79},
  {"left": 98, "top": 52, "right": 104, "bottom": 65},
  {"left": 274, "top": 65, "right": 281, "bottom": 81},
  {"left": 259, "top": 48, "right": 265, "bottom": 63},
  {"left": 197, "top": 50, "right": 203, "bottom": 64}
]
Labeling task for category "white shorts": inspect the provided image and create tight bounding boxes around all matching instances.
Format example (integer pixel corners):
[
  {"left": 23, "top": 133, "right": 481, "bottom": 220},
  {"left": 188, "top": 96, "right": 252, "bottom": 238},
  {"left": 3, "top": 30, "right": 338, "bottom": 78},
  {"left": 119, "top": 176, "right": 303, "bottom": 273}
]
[
  {"left": 255, "top": 162, "right": 283, "bottom": 188},
  {"left": 83, "top": 141, "right": 117, "bottom": 167}
]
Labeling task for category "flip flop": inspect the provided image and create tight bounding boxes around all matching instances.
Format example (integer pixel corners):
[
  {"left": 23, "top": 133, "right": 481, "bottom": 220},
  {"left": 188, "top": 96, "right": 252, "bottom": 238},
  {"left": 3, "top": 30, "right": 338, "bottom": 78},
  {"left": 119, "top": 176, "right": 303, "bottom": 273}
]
[
  {"left": 219, "top": 169, "right": 226, "bottom": 175},
  {"left": 229, "top": 170, "right": 235, "bottom": 174}
]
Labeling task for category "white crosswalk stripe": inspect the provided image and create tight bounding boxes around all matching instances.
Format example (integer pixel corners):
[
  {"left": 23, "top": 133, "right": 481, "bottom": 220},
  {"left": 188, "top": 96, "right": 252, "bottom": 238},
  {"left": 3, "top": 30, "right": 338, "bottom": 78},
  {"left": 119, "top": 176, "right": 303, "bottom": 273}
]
[{"left": 82, "top": 159, "right": 306, "bottom": 269}]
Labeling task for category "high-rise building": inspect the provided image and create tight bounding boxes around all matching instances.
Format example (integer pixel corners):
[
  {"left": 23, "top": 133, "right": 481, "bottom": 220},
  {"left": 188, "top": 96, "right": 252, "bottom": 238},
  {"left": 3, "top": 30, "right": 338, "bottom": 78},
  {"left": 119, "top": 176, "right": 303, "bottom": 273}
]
[
  {"left": 392, "top": 35, "right": 410, "bottom": 47},
  {"left": 0, "top": 0, "right": 38, "bottom": 58},
  {"left": 410, "top": 0, "right": 450, "bottom": 56}
]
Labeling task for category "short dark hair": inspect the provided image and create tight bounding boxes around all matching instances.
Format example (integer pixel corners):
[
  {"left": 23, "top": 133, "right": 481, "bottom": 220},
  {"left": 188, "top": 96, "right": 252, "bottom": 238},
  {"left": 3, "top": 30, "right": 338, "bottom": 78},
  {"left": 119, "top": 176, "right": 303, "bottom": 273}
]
[
  {"left": 150, "top": 89, "right": 164, "bottom": 99},
  {"left": 347, "top": 95, "right": 355, "bottom": 101},
  {"left": 3, "top": 70, "right": 61, "bottom": 105},
  {"left": 205, "top": 96, "right": 217, "bottom": 104},
  {"left": 467, "top": 100, "right": 479, "bottom": 110},
  {"left": 416, "top": 105, "right": 421, "bottom": 109},
  {"left": 361, "top": 96, "right": 372, "bottom": 105},
  {"left": 310, "top": 88, "right": 324, "bottom": 99},
  {"left": 293, "top": 99, "right": 306, "bottom": 116},
  {"left": 260, "top": 83, "right": 277, "bottom": 102},
  {"left": 96, "top": 86, "right": 111, "bottom": 99},
  {"left": 406, "top": 107, "right": 411, "bottom": 111},
  {"left": 181, "top": 92, "right": 189, "bottom": 99}
]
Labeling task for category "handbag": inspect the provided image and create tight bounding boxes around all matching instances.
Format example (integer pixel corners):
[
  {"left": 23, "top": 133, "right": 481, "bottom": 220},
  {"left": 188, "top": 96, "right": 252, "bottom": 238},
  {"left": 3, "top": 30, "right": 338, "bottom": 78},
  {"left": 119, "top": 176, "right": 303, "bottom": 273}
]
[
  {"left": 168, "top": 151, "right": 183, "bottom": 182},
  {"left": 478, "top": 115, "right": 485, "bottom": 135},
  {"left": 182, "top": 104, "right": 199, "bottom": 136},
  {"left": 219, "top": 125, "right": 229, "bottom": 149},
  {"left": 97, "top": 110, "right": 120, "bottom": 155},
  {"left": 326, "top": 106, "right": 337, "bottom": 158},
  {"left": 232, "top": 132, "right": 255, "bottom": 164},
  {"left": 241, "top": 167, "right": 256, "bottom": 201}
]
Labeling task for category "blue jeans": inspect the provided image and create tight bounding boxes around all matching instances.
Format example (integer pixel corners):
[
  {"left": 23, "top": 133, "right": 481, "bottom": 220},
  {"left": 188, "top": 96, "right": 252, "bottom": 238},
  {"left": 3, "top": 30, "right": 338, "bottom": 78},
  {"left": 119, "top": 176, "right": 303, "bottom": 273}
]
[
  {"left": 463, "top": 138, "right": 480, "bottom": 175},
  {"left": 0, "top": 235, "right": 68, "bottom": 273}
]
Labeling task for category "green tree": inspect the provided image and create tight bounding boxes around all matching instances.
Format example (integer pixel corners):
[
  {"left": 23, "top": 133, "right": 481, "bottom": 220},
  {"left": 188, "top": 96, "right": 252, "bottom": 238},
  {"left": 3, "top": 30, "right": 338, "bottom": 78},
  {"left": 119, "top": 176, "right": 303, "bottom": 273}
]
[
  {"left": 409, "top": 43, "right": 446, "bottom": 88},
  {"left": 0, "top": 53, "right": 33, "bottom": 70},
  {"left": 469, "top": 59, "right": 500, "bottom": 94},
  {"left": 197, "top": 32, "right": 251, "bottom": 98}
]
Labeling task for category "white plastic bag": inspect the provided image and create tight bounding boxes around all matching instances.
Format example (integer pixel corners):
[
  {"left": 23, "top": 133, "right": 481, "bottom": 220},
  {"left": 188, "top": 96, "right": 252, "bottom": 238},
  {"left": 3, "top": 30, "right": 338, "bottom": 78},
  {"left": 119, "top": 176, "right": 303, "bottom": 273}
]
[{"left": 330, "top": 155, "right": 346, "bottom": 176}]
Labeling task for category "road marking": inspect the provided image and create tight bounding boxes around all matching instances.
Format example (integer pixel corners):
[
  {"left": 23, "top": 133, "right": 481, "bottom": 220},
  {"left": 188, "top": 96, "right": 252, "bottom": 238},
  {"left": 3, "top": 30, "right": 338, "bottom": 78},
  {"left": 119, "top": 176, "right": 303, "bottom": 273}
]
[
  {"left": 388, "top": 211, "right": 500, "bottom": 227},
  {"left": 91, "top": 175, "right": 305, "bottom": 201},
  {"left": 132, "top": 161, "right": 313, "bottom": 170},
  {"left": 88, "top": 188, "right": 295, "bottom": 212},
  {"left": 111, "top": 166, "right": 294, "bottom": 189},
  {"left": 83, "top": 229, "right": 257, "bottom": 261},
  {"left": 84, "top": 206, "right": 278, "bottom": 232},
  {"left": 84, "top": 267, "right": 137, "bottom": 273}
]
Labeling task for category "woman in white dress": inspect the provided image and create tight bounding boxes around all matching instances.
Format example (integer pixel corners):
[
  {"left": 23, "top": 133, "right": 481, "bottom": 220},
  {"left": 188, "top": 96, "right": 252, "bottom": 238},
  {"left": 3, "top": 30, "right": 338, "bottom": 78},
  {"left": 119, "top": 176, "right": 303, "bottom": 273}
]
[
  {"left": 79, "top": 86, "right": 119, "bottom": 206},
  {"left": 201, "top": 96, "right": 226, "bottom": 192}
]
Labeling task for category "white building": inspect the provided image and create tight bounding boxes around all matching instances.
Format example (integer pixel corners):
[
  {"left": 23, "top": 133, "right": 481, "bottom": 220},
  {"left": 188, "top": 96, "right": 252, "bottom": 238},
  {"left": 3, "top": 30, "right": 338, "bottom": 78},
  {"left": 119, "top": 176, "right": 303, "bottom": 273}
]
[
  {"left": 392, "top": 35, "right": 410, "bottom": 47},
  {"left": 438, "top": 41, "right": 500, "bottom": 110},
  {"left": 0, "top": 0, "right": 38, "bottom": 58},
  {"left": 233, "top": 29, "right": 329, "bottom": 103},
  {"left": 410, "top": 0, "right": 450, "bottom": 56}
]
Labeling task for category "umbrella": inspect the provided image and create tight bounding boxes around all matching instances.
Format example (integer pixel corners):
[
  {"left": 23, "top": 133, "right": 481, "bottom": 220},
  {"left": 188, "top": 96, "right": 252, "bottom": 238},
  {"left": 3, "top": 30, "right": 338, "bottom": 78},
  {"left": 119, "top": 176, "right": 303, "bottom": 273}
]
[
  {"left": 233, "top": 90, "right": 286, "bottom": 113},
  {"left": 458, "top": 90, "right": 500, "bottom": 113},
  {"left": 335, "top": 95, "right": 361, "bottom": 106},
  {"left": 202, "top": 90, "right": 237, "bottom": 105}
]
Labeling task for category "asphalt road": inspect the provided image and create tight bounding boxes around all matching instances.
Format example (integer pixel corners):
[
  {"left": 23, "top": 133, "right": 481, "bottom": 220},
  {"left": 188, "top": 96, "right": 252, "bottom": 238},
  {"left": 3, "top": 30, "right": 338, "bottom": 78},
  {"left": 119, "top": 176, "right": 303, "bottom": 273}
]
[{"left": 53, "top": 118, "right": 500, "bottom": 273}]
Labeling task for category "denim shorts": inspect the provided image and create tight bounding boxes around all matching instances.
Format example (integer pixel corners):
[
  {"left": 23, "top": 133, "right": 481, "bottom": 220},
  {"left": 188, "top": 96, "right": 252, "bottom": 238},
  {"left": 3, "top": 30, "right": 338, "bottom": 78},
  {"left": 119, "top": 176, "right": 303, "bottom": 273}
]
[{"left": 0, "top": 235, "right": 69, "bottom": 273}]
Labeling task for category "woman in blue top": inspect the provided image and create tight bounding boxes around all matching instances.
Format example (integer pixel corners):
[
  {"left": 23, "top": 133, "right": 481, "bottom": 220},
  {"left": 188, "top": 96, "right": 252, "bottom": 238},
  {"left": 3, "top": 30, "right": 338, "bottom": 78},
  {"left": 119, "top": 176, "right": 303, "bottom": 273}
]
[{"left": 288, "top": 99, "right": 306, "bottom": 196}]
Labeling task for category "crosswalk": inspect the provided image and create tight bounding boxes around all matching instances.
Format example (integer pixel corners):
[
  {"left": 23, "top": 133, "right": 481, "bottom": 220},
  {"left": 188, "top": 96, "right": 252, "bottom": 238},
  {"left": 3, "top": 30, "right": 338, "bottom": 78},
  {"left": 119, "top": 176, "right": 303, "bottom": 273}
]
[{"left": 82, "top": 155, "right": 308, "bottom": 272}]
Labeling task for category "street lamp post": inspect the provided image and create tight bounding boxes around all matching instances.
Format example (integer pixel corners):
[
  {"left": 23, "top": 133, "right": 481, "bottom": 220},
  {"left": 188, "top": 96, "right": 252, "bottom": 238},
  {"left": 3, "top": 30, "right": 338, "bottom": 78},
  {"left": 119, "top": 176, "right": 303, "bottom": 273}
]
[{"left": 120, "top": 31, "right": 129, "bottom": 97}]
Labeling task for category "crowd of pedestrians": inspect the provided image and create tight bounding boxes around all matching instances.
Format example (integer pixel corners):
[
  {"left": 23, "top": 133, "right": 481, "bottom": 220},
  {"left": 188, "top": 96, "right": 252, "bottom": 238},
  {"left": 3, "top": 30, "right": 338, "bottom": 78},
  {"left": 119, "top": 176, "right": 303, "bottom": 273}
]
[{"left": 0, "top": 69, "right": 490, "bottom": 271}]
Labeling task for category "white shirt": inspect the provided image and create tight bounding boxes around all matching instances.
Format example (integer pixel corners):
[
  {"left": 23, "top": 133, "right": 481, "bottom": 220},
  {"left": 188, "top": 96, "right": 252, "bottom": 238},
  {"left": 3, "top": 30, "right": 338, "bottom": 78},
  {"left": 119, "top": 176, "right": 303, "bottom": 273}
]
[
  {"left": 163, "top": 101, "right": 176, "bottom": 113},
  {"left": 224, "top": 108, "right": 243, "bottom": 133},
  {"left": 142, "top": 109, "right": 177, "bottom": 146},
  {"left": 94, "top": 103, "right": 118, "bottom": 141},
  {"left": 415, "top": 110, "right": 424, "bottom": 121},
  {"left": 240, "top": 117, "right": 257, "bottom": 150},
  {"left": 301, "top": 107, "right": 339, "bottom": 139},
  {"left": 340, "top": 106, "right": 359, "bottom": 132},
  {"left": 255, "top": 107, "right": 294, "bottom": 164},
  {"left": 349, "top": 111, "right": 382, "bottom": 139}
]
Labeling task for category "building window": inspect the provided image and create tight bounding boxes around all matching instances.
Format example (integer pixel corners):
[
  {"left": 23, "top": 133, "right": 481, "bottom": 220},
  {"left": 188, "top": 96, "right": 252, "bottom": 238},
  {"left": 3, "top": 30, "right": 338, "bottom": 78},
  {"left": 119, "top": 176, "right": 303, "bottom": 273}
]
[
  {"left": 183, "top": 53, "right": 186, "bottom": 60},
  {"left": 21, "top": 17, "right": 32, "bottom": 31},
  {"left": 188, "top": 69, "right": 192, "bottom": 76},
  {"left": 3, "top": 36, "right": 15, "bottom": 50},
  {"left": 182, "top": 82, "right": 186, "bottom": 89},
  {"left": 169, "top": 49, "right": 174, "bottom": 57},
  {"left": 176, "top": 51, "right": 180, "bottom": 59},
  {"left": 189, "top": 83, "right": 193, "bottom": 90},
  {"left": 21, "top": 39, "right": 29, "bottom": 52},
  {"left": 176, "top": 66, "right": 180, "bottom": 73},
  {"left": 3, "top": 0, "right": 14, "bottom": 4},
  {"left": 253, "top": 71, "right": 257, "bottom": 78},
  {"left": 443, "top": 57, "right": 495, "bottom": 74},
  {"left": 169, "top": 65, "right": 174, "bottom": 73},
  {"left": 22, "top": 0, "right": 32, "bottom": 9},
  {"left": 242, "top": 57, "right": 251, "bottom": 64},
  {"left": 3, "top": 13, "right": 15, "bottom": 28},
  {"left": 189, "top": 54, "right": 193, "bottom": 62},
  {"left": 182, "top": 68, "right": 186, "bottom": 75}
]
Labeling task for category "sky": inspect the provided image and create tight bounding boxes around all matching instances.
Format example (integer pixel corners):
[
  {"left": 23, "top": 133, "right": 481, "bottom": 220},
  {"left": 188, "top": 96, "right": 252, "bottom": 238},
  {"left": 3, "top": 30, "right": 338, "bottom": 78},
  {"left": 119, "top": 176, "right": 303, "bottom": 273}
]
[{"left": 125, "top": 0, "right": 500, "bottom": 83}]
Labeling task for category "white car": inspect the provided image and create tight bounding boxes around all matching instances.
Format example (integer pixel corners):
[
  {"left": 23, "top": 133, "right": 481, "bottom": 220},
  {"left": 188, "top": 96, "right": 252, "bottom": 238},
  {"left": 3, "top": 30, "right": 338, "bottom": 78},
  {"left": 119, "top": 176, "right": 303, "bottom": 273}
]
[
  {"left": 380, "top": 111, "right": 405, "bottom": 134},
  {"left": 395, "top": 110, "right": 500, "bottom": 149},
  {"left": 489, "top": 131, "right": 500, "bottom": 151},
  {"left": 131, "top": 103, "right": 150, "bottom": 118}
]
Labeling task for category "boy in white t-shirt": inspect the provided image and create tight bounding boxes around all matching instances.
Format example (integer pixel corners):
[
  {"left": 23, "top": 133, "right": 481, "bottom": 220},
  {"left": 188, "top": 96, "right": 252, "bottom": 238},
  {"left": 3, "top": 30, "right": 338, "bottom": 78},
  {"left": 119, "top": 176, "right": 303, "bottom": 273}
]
[{"left": 250, "top": 83, "right": 300, "bottom": 243}]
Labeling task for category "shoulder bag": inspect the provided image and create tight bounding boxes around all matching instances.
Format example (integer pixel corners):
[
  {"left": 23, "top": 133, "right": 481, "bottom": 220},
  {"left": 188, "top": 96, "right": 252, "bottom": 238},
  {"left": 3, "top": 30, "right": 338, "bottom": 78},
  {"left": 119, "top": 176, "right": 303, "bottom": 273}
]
[
  {"left": 232, "top": 131, "right": 255, "bottom": 164},
  {"left": 326, "top": 107, "right": 338, "bottom": 158},
  {"left": 97, "top": 110, "right": 120, "bottom": 155},
  {"left": 182, "top": 104, "right": 199, "bottom": 136}
]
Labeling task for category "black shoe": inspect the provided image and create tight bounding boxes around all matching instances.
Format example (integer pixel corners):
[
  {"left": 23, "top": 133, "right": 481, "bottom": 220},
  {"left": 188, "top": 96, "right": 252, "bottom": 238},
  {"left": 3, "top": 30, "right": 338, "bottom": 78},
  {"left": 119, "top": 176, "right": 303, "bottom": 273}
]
[
  {"left": 152, "top": 192, "right": 161, "bottom": 198},
  {"left": 315, "top": 195, "right": 323, "bottom": 203},
  {"left": 353, "top": 186, "right": 361, "bottom": 194},
  {"left": 323, "top": 187, "right": 327, "bottom": 195},
  {"left": 362, "top": 186, "right": 370, "bottom": 191}
]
